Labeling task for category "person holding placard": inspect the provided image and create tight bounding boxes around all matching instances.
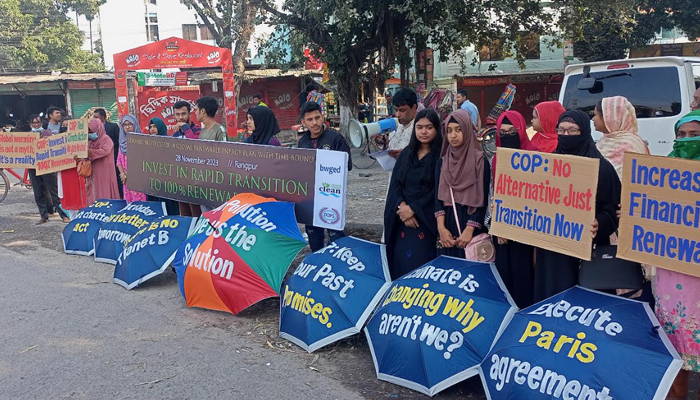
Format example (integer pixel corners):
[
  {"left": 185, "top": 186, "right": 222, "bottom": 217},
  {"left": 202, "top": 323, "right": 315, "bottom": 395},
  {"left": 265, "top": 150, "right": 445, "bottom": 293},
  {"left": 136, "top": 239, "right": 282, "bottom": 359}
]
[
  {"left": 593, "top": 96, "right": 649, "bottom": 180},
  {"left": 83, "top": 119, "right": 121, "bottom": 205},
  {"left": 530, "top": 101, "right": 565, "bottom": 153},
  {"left": 384, "top": 109, "right": 443, "bottom": 279},
  {"left": 654, "top": 110, "right": 700, "bottom": 399},
  {"left": 492, "top": 111, "right": 538, "bottom": 308},
  {"left": 435, "top": 109, "right": 491, "bottom": 260},
  {"left": 116, "top": 114, "right": 146, "bottom": 203},
  {"left": 534, "top": 110, "right": 621, "bottom": 302}
]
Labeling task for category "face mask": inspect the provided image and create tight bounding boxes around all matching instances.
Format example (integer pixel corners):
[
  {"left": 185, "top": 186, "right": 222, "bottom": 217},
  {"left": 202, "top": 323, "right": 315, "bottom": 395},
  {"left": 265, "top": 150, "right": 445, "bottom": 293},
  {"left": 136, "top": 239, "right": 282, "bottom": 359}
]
[
  {"left": 669, "top": 137, "right": 700, "bottom": 160},
  {"left": 31, "top": 127, "right": 43, "bottom": 132},
  {"left": 557, "top": 134, "right": 586, "bottom": 154},
  {"left": 499, "top": 134, "right": 521, "bottom": 149},
  {"left": 88, "top": 133, "right": 98, "bottom": 141}
]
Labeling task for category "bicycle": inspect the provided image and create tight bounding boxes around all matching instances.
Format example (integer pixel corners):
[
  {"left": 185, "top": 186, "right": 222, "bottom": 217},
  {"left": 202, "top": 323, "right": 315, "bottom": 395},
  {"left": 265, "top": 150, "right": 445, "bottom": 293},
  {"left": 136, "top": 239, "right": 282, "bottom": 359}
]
[{"left": 0, "top": 168, "right": 32, "bottom": 204}]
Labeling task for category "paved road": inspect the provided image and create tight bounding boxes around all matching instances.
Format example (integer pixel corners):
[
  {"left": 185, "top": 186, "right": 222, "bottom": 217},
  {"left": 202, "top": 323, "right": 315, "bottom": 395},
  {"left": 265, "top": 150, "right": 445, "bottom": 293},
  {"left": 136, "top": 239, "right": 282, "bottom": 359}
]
[{"left": 0, "top": 174, "right": 486, "bottom": 400}]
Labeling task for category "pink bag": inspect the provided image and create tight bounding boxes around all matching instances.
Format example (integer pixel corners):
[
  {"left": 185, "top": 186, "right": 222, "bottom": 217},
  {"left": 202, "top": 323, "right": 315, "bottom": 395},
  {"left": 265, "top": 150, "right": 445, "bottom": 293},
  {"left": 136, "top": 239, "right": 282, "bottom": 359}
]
[{"left": 449, "top": 187, "right": 495, "bottom": 263}]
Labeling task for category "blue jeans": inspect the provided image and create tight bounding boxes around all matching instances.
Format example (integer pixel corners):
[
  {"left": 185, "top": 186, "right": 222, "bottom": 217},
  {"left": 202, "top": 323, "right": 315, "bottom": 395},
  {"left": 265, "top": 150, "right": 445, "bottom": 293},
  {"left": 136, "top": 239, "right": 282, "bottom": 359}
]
[{"left": 305, "top": 225, "right": 345, "bottom": 252}]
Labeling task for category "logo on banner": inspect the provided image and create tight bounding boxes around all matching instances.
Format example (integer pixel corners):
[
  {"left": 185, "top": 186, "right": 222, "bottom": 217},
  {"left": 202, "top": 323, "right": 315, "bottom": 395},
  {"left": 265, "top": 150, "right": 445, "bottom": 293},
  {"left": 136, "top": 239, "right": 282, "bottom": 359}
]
[
  {"left": 319, "top": 164, "right": 342, "bottom": 175},
  {"left": 207, "top": 51, "right": 222, "bottom": 64},
  {"left": 165, "top": 40, "right": 179, "bottom": 51},
  {"left": 126, "top": 54, "right": 140, "bottom": 67},
  {"left": 319, "top": 208, "right": 340, "bottom": 225},
  {"left": 318, "top": 182, "right": 341, "bottom": 198}
]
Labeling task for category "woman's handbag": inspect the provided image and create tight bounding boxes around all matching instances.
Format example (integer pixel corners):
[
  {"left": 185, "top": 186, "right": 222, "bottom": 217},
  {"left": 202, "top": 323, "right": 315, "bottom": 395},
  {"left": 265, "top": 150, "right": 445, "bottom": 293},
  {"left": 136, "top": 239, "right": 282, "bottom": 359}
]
[
  {"left": 77, "top": 159, "right": 92, "bottom": 178},
  {"left": 579, "top": 244, "right": 644, "bottom": 290},
  {"left": 449, "top": 187, "right": 495, "bottom": 263}
]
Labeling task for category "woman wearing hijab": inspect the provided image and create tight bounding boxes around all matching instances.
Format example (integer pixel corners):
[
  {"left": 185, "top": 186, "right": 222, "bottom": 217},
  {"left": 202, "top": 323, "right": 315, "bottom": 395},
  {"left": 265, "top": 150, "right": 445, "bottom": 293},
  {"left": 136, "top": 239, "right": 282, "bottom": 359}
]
[
  {"left": 145, "top": 117, "right": 180, "bottom": 215},
  {"left": 245, "top": 106, "right": 282, "bottom": 146},
  {"left": 492, "top": 111, "right": 537, "bottom": 307},
  {"left": 435, "top": 109, "right": 490, "bottom": 259},
  {"left": 84, "top": 119, "right": 121, "bottom": 205},
  {"left": 116, "top": 114, "right": 146, "bottom": 203},
  {"left": 148, "top": 117, "right": 168, "bottom": 136},
  {"left": 593, "top": 96, "right": 650, "bottom": 179},
  {"left": 385, "top": 109, "right": 443, "bottom": 279},
  {"left": 530, "top": 101, "right": 566, "bottom": 153},
  {"left": 654, "top": 111, "right": 700, "bottom": 400},
  {"left": 533, "top": 110, "right": 621, "bottom": 302}
]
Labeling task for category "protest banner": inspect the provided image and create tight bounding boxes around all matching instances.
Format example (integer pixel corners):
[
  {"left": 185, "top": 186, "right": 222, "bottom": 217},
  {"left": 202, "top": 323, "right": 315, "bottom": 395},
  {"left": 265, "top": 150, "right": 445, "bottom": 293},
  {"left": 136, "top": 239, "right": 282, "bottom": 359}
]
[
  {"left": 0, "top": 119, "right": 88, "bottom": 174},
  {"left": 364, "top": 256, "right": 517, "bottom": 396},
  {"left": 94, "top": 201, "right": 167, "bottom": 264},
  {"left": 480, "top": 287, "right": 681, "bottom": 400},
  {"left": 62, "top": 199, "right": 128, "bottom": 256},
  {"left": 280, "top": 237, "right": 392, "bottom": 352},
  {"left": 0, "top": 131, "right": 39, "bottom": 168},
  {"left": 137, "top": 90, "right": 199, "bottom": 135},
  {"left": 127, "top": 133, "right": 349, "bottom": 229},
  {"left": 618, "top": 152, "right": 700, "bottom": 277},
  {"left": 489, "top": 148, "right": 599, "bottom": 260},
  {"left": 35, "top": 119, "right": 89, "bottom": 175}
]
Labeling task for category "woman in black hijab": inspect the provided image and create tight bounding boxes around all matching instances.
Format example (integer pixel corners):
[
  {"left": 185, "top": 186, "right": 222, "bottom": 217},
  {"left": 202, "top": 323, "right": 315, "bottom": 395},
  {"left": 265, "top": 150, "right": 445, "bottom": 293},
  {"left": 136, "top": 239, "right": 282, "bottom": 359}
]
[
  {"left": 533, "top": 110, "right": 621, "bottom": 302},
  {"left": 385, "top": 109, "right": 443, "bottom": 279},
  {"left": 245, "top": 106, "right": 281, "bottom": 146}
]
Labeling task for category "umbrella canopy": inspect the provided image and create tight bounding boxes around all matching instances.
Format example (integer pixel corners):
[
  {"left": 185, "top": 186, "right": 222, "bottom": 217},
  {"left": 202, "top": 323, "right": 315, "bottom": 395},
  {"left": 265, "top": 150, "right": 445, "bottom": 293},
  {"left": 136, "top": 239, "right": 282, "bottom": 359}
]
[
  {"left": 480, "top": 286, "right": 682, "bottom": 400},
  {"left": 173, "top": 193, "right": 306, "bottom": 315},
  {"left": 365, "top": 256, "right": 517, "bottom": 396},
  {"left": 280, "top": 236, "right": 392, "bottom": 352},
  {"left": 93, "top": 201, "right": 167, "bottom": 264},
  {"left": 113, "top": 216, "right": 196, "bottom": 289},
  {"left": 62, "top": 199, "right": 127, "bottom": 256}
]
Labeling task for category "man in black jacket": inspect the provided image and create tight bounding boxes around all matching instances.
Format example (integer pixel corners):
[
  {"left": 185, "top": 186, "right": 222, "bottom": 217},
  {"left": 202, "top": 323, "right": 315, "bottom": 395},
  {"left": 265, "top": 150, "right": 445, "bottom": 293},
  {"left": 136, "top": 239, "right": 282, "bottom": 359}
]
[
  {"left": 93, "top": 108, "right": 123, "bottom": 199},
  {"left": 297, "top": 101, "right": 352, "bottom": 251}
]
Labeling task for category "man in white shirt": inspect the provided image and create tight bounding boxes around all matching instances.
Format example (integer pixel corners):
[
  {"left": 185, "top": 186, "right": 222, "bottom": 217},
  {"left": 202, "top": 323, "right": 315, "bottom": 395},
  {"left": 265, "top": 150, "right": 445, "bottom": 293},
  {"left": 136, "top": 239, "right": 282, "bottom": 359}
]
[{"left": 387, "top": 89, "right": 419, "bottom": 159}]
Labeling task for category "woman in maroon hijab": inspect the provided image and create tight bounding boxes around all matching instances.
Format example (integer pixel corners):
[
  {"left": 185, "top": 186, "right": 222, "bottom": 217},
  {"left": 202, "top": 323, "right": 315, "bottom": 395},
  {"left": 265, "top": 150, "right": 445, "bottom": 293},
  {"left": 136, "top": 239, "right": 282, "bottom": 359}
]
[{"left": 84, "top": 118, "right": 120, "bottom": 205}]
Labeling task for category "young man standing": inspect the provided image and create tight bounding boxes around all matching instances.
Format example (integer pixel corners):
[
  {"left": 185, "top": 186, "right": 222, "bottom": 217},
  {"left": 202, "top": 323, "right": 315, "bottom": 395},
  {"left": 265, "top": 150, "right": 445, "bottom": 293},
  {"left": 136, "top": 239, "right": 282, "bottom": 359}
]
[
  {"left": 172, "top": 100, "right": 201, "bottom": 217},
  {"left": 252, "top": 94, "right": 267, "bottom": 107},
  {"left": 297, "top": 101, "right": 352, "bottom": 252},
  {"left": 387, "top": 88, "right": 419, "bottom": 159},
  {"left": 195, "top": 96, "right": 226, "bottom": 142},
  {"left": 93, "top": 108, "right": 123, "bottom": 198},
  {"left": 30, "top": 110, "right": 70, "bottom": 224},
  {"left": 172, "top": 100, "right": 201, "bottom": 139},
  {"left": 455, "top": 88, "right": 480, "bottom": 130}
]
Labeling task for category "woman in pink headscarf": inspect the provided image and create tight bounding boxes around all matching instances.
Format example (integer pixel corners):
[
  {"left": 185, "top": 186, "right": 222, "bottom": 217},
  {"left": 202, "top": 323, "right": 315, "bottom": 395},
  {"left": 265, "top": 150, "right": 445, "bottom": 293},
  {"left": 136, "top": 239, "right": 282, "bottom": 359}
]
[
  {"left": 84, "top": 119, "right": 120, "bottom": 205},
  {"left": 593, "top": 96, "right": 650, "bottom": 179}
]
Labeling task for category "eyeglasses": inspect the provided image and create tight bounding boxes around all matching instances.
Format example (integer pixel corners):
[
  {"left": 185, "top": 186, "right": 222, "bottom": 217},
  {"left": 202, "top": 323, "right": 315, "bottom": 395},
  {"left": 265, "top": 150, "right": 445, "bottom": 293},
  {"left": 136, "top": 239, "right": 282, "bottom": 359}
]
[
  {"left": 123, "top": 121, "right": 134, "bottom": 127},
  {"left": 499, "top": 129, "right": 519, "bottom": 136},
  {"left": 556, "top": 127, "right": 581, "bottom": 135}
]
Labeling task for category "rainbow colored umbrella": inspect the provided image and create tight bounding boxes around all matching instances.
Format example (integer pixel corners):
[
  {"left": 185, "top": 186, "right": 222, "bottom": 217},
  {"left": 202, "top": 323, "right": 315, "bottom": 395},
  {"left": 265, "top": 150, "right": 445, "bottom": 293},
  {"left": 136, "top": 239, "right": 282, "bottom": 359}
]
[{"left": 173, "top": 193, "right": 307, "bottom": 315}]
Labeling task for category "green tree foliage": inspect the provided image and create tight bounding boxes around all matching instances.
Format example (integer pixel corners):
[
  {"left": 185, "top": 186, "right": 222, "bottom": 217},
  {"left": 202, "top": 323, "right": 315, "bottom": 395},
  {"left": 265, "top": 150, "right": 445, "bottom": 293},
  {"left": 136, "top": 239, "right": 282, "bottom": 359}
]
[
  {"left": 0, "top": 0, "right": 105, "bottom": 73},
  {"left": 261, "top": 0, "right": 549, "bottom": 133},
  {"left": 555, "top": 0, "right": 700, "bottom": 62}
]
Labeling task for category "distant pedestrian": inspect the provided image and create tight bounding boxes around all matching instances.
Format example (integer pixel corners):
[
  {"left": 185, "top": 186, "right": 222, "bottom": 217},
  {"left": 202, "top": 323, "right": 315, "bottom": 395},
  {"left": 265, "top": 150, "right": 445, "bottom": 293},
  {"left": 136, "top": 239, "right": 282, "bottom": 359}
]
[
  {"left": 93, "top": 108, "right": 122, "bottom": 199},
  {"left": 297, "top": 101, "right": 352, "bottom": 251},
  {"left": 252, "top": 94, "right": 267, "bottom": 107},
  {"left": 455, "top": 89, "right": 480, "bottom": 130},
  {"left": 245, "top": 106, "right": 281, "bottom": 146},
  {"left": 195, "top": 96, "right": 226, "bottom": 142},
  {"left": 116, "top": 114, "right": 146, "bottom": 203},
  {"left": 172, "top": 100, "right": 200, "bottom": 139},
  {"left": 83, "top": 119, "right": 120, "bottom": 205}
]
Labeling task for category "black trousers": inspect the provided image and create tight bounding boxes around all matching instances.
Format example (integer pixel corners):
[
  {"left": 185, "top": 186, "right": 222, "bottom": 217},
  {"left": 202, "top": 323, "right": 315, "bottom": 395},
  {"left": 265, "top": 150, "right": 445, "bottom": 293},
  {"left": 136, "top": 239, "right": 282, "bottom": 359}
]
[{"left": 28, "top": 170, "right": 68, "bottom": 220}]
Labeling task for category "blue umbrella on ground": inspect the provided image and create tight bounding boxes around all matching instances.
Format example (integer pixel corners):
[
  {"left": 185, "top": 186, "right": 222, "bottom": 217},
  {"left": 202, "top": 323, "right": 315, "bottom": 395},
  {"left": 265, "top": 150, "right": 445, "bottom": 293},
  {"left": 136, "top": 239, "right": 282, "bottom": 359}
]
[
  {"left": 479, "top": 286, "right": 682, "bottom": 400},
  {"left": 113, "top": 216, "right": 196, "bottom": 289},
  {"left": 94, "top": 201, "right": 166, "bottom": 264},
  {"left": 279, "top": 236, "right": 391, "bottom": 352},
  {"left": 364, "top": 256, "right": 517, "bottom": 396},
  {"left": 62, "top": 199, "right": 127, "bottom": 256}
]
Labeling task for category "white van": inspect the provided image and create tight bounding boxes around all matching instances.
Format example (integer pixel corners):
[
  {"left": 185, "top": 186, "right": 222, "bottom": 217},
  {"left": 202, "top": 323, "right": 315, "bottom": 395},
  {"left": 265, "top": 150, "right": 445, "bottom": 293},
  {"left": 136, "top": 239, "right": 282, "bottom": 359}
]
[{"left": 559, "top": 57, "right": 700, "bottom": 155}]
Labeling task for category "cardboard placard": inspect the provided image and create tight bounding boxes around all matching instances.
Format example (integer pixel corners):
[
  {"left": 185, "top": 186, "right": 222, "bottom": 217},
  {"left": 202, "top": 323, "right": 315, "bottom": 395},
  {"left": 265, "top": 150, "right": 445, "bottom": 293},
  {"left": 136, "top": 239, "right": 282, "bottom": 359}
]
[
  {"left": 0, "top": 131, "right": 40, "bottom": 168},
  {"left": 618, "top": 153, "right": 700, "bottom": 277},
  {"left": 35, "top": 119, "right": 89, "bottom": 175},
  {"left": 489, "top": 148, "right": 599, "bottom": 260}
]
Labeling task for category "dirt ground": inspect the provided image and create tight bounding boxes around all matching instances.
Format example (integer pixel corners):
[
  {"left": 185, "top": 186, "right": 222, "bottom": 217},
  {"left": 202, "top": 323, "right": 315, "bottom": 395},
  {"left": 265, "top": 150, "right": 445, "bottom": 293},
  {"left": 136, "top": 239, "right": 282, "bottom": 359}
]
[{"left": 0, "top": 168, "right": 487, "bottom": 400}]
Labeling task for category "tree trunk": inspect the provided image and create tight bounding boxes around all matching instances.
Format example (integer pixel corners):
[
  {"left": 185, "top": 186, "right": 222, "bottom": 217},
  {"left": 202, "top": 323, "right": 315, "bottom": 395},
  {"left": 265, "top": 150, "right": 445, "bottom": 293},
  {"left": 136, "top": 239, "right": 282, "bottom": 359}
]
[
  {"left": 231, "top": 0, "right": 261, "bottom": 116},
  {"left": 335, "top": 70, "right": 359, "bottom": 138}
]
